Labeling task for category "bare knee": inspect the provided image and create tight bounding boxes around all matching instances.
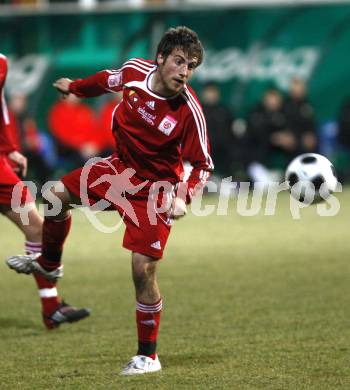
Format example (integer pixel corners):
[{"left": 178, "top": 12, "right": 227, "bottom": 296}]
[
  {"left": 24, "top": 212, "right": 43, "bottom": 242},
  {"left": 132, "top": 255, "right": 157, "bottom": 289},
  {"left": 1, "top": 203, "right": 43, "bottom": 242},
  {"left": 132, "top": 253, "right": 159, "bottom": 300},
  {"left": 42, "top": 181, "right": 73, "bottom": 219}
]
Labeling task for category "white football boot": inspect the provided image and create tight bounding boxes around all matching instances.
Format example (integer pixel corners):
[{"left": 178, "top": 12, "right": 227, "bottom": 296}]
[
  {"left": 6, "top": 253, "right": 64, "bottom": 282},
  {"left": 120, "top": 355, "right": 162, "bottom": 376}
]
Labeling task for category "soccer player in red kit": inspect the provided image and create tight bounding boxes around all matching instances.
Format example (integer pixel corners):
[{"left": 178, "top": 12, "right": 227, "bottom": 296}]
[
  {"left": 7, "top": 27, "right": 213, "bottom": 374},
  {"left": 0, "top": 53, "right": 89, "bottom": 329}
]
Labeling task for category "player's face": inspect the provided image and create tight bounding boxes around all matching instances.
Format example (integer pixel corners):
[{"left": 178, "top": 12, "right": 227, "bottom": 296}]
[{"left": 156, "top": 48, "right": 198, "bottom": 96}]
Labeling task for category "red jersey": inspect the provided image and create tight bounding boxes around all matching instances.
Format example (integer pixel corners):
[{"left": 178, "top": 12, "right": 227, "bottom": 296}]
[
  {"left": 0, "top": 54, "right": 16, "bottom": 155},
  {"left": 0, "top": 53, "right": 30, "bottom": 191},
  {"left": 69, "top": 58, "right": 213, "bottom": 202},
  {"left": 98, "top": 96, "right": 122, "bottom": 149},
  {"left": 48, "top": 98, "right": 102, "bottom": 151}
]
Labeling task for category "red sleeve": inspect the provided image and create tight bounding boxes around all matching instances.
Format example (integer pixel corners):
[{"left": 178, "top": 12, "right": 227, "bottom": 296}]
[
  {"left": 69, "top": 66, "right": 126, "bottom": 98},
  {"left": 180, "top": 99, "right": 214, "bottom": 204},
  {"left": 68, "top": 58, "right": 152, "bottom": 98},
  {"left": 0, "top": 54, "right": 17, "bottom": 154}
]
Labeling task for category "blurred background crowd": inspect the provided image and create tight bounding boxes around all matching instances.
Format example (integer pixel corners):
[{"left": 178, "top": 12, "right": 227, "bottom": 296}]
[{"left": 2, "top": 0, "right": 350, "bottom": 190}]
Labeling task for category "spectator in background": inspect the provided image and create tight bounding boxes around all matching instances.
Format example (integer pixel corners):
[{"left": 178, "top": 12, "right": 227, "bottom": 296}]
[
  {"left": 336, "top": 97, "right": 350, "bottom": 180},
  {"left": 201, "top": 82, "right": 235, "bottom": 178},
  {"left": 338, "top": 98, "right": 350, "bottom": 149},
  {"left": 245, "top": 88, "right": 293, "bottom": 183},
  {"left": 284, "top": 77, "right": 318, "bottom": 154},
  {"left": 8, "top": 92, "right": 52, "bottom": 186},
  {"left": 97, "top": 92, "right": 122, "bottom": 155},
  {"left": 48, "top": 94, "right": 102, "bottom": 170}
]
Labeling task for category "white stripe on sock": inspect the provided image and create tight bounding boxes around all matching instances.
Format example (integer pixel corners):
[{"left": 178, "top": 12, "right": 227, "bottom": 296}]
[
  {"left": 25, "top": 241, "right": 41, "bottom": 247},
  {"left": 39, "top": 288, "right": 58, "bottom": 298},
  {"left": 25, "top": 241, "right": 42, "bottom": 254},
  {"left": 137, "top": 300, "right": 163, "bottom": 313}
]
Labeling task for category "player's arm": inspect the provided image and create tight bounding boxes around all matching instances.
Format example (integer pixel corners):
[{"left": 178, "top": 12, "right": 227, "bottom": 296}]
[
  {"left": 171, "top": 111, "right": 214, "bottom": 219},
  {"left": 0, "top": 93, "right": 28, "bottom": 177},
  {"left": 0, "top": 98, "right": 17, "bottom": 156},
  {"left": 53, "top": 68, "right": 124, "bottom": 98},
  {"left": 0, "top": 123, "right": 25, "bottom": 176},
  {"left": 181, "top": 150, "right": 213, "bottom": 204},
  {"left": 0, "top": 100, "right": 28, "bottom": 177}
]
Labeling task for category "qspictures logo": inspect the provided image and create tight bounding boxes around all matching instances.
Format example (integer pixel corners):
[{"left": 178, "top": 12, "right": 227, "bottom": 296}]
[{"left": 10, "top": 157, "right": 342, "bottom": 232}]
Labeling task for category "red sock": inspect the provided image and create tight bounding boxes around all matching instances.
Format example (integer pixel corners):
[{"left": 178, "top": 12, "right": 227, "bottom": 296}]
[
  {"left": 40, "top": 215, "right": 72, "bottom": 270},
  {"left": 33, "top": 273, "right": 60, "bottom": 316},
  {"left": 25, "top": 241, "right": 60, "bottom": 316},
  {"left": 136, "top": 299, "right": 162, "bottom": 359}
]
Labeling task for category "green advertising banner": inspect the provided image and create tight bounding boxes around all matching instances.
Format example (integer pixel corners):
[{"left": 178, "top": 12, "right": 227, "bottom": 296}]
[{"left": 1, "top": 4, "right": 350, "bottom": 125}]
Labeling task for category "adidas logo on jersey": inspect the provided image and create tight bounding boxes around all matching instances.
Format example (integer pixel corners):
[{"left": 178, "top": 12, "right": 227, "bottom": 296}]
[
  {"left": 145, "top": 100, "right": 155, "bottom": 110},
  {"left": 150, "top": 241, "right": 161, "bottom": 250}
]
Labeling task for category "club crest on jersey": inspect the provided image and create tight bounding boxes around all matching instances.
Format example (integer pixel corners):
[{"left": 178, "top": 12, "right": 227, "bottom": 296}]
[
  {"left": 158, "top": 115, "right": 177, "bottom": 136},
  {"left": 126, "top": 90, "right": 140, "bottom": 108},
  {"left": 107, "top": 72, "right": 122, "bottom": 88}
]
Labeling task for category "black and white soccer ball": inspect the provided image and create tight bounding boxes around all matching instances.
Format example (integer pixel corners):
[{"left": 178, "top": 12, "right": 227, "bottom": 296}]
[{"left": 285, "top": 153, "right": 338, "bottom": 204}]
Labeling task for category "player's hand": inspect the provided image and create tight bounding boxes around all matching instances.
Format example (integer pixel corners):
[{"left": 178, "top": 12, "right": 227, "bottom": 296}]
[
  {"left": 8, "top": 151, "right": 28, "bottom": 178},
  {"left": 168, "top": 197, "right": 187, "bottom": 220},
  {"left": 53, "top": 78, "right": 73, "bottom": 98}
]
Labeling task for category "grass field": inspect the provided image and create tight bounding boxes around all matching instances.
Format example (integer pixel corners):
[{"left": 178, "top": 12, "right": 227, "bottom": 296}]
[{"left": 1, "top": 189, "right": 350, "bottom": 389}]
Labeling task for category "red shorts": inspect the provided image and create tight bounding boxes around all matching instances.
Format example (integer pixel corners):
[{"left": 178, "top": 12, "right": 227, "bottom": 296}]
[
  {"left": 61, "top": 154, "right": 173, "bottom": 259},
  {"left": 0, "top": 155, "right": 33, "bottom": 206}
]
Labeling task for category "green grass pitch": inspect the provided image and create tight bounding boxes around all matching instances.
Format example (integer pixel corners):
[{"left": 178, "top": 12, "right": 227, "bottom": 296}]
[{"left": 1, "top": 190, "right": 350, "bottom": 389}]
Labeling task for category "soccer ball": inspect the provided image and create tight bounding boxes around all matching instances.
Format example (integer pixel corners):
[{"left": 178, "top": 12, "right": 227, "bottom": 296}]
[{"left": 285, "top": 153, "right": 338, "bottom": 204}]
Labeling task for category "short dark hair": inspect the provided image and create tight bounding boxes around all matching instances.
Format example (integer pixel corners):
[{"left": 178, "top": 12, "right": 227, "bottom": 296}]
[{"left": 156, "top": 26, "right": 204, "bottom": 67}]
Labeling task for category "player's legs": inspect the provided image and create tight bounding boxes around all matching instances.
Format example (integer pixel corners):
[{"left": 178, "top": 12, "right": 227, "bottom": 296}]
[
  {"left": 9, "top": 180, "right": 83, "bottom": 285},
  {"left": 7, "top": 182, "right": 75, "bottom": 276},
  {"left": 7, "top": 154, "right": 111, "bottom": 278},
  {"left": 3, "top": 188, "right": 89, "bottom": 328},
  {"left": 132, "top": 252, "right": 160, "bottom": 303},
  {"left": 0, "top": 203, "right": 43, "bottom": 242},
  {"left": 120, "top": 253, "right": 162, "bottom": 374},
  {"left": 38, "top": 182, "right": 76, "bottom": 272},
  {"left": 1, "top": 202, "right": 43, "bottom": 258},
  {"left": 120, "top": 194, "right": 171, "bottom": 374},
  {"left": 132, "top": 253, "right": 162, "bottom": 352},
  {"left": 0, "top": 205, "right": 60, "bottom": 321}
]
